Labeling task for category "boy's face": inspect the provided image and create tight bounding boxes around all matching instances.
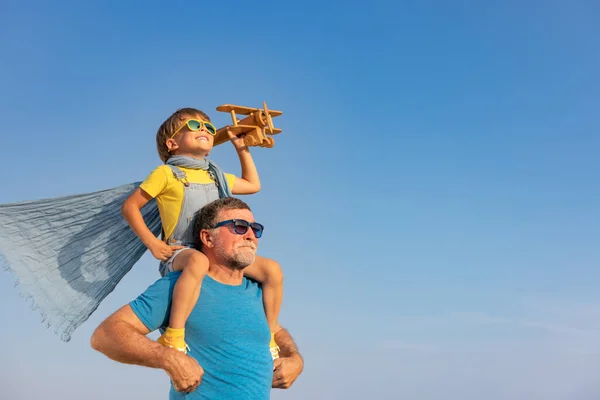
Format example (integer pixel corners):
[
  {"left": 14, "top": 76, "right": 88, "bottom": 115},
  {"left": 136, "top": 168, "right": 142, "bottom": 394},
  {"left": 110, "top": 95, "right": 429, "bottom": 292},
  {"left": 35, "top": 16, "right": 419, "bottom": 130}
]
[{"left": 167, "top": 114, "right": 215, "bottom": 157}]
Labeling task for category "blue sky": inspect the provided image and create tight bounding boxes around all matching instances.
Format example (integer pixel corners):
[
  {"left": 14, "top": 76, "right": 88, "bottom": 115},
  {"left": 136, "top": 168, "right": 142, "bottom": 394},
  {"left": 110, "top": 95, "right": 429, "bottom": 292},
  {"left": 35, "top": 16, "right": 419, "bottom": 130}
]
[{"left": 1, "top": 1, "right": 600, "bottom": 399}]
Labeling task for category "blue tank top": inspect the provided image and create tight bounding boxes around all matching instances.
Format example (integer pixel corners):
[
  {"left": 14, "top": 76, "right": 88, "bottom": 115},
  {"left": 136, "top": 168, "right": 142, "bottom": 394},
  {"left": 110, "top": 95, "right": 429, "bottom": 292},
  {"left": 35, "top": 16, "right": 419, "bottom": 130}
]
[{"left": 130, "top": 273, "right": 273, "bottom": 399}]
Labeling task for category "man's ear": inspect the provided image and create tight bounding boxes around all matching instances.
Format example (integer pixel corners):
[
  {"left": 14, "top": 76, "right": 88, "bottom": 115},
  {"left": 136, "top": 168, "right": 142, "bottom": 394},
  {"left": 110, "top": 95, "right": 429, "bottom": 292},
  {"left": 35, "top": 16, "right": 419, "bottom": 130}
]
[{"left": 200, "top": 229, "right": 215, "bottom": 248}]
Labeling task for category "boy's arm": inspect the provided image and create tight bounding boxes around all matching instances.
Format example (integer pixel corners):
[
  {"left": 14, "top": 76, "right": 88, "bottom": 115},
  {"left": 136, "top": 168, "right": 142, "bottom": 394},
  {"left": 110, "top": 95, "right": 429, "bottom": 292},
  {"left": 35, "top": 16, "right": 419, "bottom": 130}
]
[
  {"left": 228, "top": 130, "right": 261, "bottom": 195},
  {"left": 244, "top": 255, "right": 283, "bottom": 284},
  {"left": 122, "top": 188, "right": 156, "bottom": 247},
  {"left": 122, "top": 188, "right": 183, "bottom": 260}
]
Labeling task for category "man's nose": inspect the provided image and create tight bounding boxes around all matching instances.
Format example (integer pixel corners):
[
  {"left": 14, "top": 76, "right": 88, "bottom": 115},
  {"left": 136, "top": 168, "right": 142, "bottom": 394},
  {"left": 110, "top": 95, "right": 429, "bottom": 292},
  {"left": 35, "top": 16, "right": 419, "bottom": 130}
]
[{"left": 243, "top": 228, "right": 257, "bottom": 240}]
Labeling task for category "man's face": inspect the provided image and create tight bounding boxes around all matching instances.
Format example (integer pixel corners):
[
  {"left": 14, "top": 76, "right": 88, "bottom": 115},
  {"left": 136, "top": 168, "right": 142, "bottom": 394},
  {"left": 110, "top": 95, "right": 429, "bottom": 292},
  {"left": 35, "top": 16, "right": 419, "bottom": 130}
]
[{"left": 210, "top": 208, "right": 259, "bottom": 269}]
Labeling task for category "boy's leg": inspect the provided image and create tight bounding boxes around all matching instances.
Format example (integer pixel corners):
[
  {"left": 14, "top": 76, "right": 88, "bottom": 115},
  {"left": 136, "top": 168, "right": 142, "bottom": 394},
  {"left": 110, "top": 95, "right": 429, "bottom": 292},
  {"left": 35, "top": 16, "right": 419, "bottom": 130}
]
[
  {"left": 158, "top": 248, "right": 209, "bottom": 353},
  {"left": 244, "top": 255, "right": 284, "bottom": 359}
]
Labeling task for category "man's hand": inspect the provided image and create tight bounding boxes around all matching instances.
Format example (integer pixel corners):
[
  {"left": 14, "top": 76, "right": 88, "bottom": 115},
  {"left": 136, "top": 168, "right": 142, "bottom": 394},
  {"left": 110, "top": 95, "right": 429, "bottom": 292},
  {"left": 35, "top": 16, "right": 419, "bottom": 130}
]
[
  {"left": 91, "top": 306, "right": 202, "bottom": 392},
  {"left": 164, "top": 350, "right": 204, "bottom": 393},
  {"left": 272, "top": 353, "right": 304, "bottom": 389}
]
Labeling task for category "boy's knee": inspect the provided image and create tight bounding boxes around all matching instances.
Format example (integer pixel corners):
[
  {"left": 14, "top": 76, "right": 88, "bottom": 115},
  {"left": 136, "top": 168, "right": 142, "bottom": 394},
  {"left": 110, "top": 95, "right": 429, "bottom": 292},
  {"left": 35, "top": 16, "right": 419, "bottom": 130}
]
[
  {"left": 265, "top": 259, "right": 284, "bottom": 286},
  {"left": 186, "top": 251, "right": 209, "bottom": 275}
]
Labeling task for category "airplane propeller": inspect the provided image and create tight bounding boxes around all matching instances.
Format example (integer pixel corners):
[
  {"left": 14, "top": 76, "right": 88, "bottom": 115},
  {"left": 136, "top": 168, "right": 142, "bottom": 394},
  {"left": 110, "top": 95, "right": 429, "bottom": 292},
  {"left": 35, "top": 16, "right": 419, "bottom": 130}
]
[{"left": 263, "top": 101, "right": 275, "bottom": 134}]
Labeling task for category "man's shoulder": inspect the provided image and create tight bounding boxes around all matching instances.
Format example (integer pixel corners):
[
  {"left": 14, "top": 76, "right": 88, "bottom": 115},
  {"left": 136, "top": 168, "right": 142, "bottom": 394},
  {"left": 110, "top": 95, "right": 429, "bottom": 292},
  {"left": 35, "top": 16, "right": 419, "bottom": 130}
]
[
  {"left": 242, "top": 277, "right": 263, "bottom": 296},
  {"left": 243, "top": 277, "right": 261, "bottom": 287},
  {"left": 161, "top": 271, "right": 183, "bottom": 285},
  {"left": 139, "top": 272, "right": 181, "bottom": 296},
  {"left": 129, "top": 273, "right": 182, "bottom": 332}
]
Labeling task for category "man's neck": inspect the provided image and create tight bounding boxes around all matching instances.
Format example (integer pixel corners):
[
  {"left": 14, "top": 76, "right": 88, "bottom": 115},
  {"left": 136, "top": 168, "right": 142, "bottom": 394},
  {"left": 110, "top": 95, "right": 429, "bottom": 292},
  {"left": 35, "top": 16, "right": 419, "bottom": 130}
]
[{"left": 207, "top": 263, "right": 245, "bottom": 286}]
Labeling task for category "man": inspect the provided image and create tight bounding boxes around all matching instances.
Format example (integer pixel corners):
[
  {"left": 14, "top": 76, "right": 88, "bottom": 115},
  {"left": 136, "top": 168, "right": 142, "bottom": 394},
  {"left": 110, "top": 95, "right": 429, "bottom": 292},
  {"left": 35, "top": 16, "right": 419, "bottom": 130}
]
[{"left": 91, "top": 197, "right": 303, "bottom": 399}]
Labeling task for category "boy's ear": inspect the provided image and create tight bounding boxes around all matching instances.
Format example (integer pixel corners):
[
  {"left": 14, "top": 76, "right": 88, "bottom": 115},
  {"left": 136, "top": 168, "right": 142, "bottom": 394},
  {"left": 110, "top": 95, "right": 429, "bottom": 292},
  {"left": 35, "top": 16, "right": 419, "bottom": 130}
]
[
  {"left": 166, "top": 138, "right": 178, "bottom": 152},
  {"left": 200, "top": 229, "right": 214, "bottom": 248}
]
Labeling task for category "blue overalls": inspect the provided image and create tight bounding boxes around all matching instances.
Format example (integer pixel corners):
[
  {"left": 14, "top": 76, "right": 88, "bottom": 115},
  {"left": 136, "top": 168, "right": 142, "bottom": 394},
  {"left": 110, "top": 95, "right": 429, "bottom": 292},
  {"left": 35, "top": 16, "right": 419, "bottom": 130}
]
[{"left": 158, "top": 165, "right": 221, "bottom": 277}]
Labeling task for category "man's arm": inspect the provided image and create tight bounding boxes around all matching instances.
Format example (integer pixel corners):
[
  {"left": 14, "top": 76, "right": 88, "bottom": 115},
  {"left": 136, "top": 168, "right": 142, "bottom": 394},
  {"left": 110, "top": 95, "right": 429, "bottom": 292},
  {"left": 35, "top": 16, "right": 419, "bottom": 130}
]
[
  {"left": 272, "top": 324, "right": 304, "bottom": 389},
  {"left": 91, "top": 305, "right": 203, "bottom": 393},
  {"left": 275, "top": 325, "right": 301, "bottom": 358},
  {"left": 91, "top": 305, "right": 164, "bottom": 367}
]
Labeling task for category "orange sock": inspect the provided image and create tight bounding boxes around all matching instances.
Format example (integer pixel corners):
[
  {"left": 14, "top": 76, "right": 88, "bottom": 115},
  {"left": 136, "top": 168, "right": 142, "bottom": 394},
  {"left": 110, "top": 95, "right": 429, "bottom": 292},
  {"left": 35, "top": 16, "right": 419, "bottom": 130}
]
[
  {"left": 269, "top": 332, "right": 280, "bottom": 360},
  {"left": 158, "top": 327, "right": 187, "bottom": 353}
]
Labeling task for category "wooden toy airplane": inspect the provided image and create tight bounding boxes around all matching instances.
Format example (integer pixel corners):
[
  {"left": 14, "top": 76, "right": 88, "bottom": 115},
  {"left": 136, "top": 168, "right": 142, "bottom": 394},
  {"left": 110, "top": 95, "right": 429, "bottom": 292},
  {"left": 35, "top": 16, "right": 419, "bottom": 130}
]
[{"left": 213, "top": 102, "right": 283, "bottom": 148}]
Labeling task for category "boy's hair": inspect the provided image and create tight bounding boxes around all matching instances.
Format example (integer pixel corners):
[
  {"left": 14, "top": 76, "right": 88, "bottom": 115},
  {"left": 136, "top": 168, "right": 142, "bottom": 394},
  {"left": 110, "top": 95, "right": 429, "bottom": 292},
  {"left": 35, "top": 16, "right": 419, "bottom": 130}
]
[
  {"left": 156, "top": 107, "right": 212, "bottom": 163},
  {"left": 193, "top": 197, "right": 252, "bottom": 251}
]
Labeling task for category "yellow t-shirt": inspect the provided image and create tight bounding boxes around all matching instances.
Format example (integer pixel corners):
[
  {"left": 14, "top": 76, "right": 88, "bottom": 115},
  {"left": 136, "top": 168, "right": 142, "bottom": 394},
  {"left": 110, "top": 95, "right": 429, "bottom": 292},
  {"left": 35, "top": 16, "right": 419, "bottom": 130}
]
[{"left": 139, "top": 165, "right": 236, "bottom": 239}]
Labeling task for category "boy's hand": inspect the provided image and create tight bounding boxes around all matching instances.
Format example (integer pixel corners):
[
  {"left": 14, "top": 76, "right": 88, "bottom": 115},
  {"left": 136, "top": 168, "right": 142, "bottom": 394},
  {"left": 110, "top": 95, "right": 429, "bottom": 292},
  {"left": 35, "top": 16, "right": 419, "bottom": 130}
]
[
  {"left": 148, "top": 240, "right": 185, "bottom": 261},
  {"left": 227, "top": 128, "right": 248, "bottom": 152}
]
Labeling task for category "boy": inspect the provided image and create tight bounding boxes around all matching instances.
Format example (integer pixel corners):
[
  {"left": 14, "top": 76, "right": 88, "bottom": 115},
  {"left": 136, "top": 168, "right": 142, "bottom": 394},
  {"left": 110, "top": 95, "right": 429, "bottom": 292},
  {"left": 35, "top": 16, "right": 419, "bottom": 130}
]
[{"left": 121, "top": 107, "right": 283, "bottom": 359}]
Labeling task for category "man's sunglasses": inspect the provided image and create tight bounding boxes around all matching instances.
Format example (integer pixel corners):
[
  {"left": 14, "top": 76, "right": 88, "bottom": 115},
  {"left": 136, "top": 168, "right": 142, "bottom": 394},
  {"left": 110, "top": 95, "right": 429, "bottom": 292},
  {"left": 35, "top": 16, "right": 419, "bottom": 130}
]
[
  {"left": 212, "top": 219, "right": 264, "bottom": 238},
  {"left": 170, "top": 119, "right": 217, "bottom": 139}
]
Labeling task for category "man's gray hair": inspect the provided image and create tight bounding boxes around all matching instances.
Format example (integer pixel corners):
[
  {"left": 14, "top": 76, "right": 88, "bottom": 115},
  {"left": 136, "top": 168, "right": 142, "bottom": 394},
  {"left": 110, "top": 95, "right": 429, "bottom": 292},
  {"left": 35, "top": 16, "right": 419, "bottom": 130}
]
[{"left": 193, "top": 197, "right": 252, "bottom": 251}]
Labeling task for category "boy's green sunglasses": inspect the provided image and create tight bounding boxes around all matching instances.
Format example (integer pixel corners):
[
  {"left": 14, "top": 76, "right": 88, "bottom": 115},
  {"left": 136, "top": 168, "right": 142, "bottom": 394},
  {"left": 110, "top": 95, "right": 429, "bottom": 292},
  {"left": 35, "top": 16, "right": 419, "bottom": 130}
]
[{"left": 170, "top": 119, "right": 217, "bottom": 139}]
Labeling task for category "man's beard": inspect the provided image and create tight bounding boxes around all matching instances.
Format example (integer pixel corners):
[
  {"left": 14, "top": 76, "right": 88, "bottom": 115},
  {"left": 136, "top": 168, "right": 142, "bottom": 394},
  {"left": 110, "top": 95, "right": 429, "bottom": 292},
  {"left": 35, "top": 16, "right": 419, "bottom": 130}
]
[{"left": 216, "top": 242, "right": 256, "bottom": 270}]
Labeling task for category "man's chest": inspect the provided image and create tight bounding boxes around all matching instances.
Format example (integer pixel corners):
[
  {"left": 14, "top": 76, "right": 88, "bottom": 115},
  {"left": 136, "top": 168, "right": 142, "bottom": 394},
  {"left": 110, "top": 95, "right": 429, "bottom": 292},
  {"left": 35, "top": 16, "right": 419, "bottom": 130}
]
[{"left": 187, "top": 283, "right": 270, "bottom": 348}]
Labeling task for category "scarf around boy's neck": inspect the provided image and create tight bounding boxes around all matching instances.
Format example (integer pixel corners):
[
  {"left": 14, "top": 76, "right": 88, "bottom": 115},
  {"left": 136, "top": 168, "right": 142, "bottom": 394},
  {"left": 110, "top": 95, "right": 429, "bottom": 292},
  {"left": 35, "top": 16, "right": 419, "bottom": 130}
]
[
  {"left": 0, "top": 155, "right": 232, "bottom": 342},
  {"left": 166, "top": 155, "right": 232, "bottom": 198}
]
